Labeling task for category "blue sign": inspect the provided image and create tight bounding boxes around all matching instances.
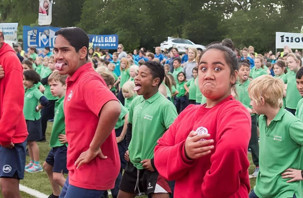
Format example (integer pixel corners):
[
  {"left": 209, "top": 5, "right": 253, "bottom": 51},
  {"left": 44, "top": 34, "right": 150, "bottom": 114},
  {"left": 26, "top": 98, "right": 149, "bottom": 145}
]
[
  {"left": 89, "top": 34, "right": 118, "bottom": 49},
  {"left": 23, "top": 26, "right": 119, "bottom": 52},
  {"left": 23, "top": 26, "right": 60, "bottom": 52}
]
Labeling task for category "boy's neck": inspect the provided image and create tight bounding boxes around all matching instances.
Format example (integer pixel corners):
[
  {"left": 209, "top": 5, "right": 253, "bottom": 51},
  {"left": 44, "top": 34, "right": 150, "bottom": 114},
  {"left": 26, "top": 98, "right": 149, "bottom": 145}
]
[
  {"left": 143, "top": 88, "right": 158, "bottom": 100},
  {"left": 239, "top": 78, "right": 247, "bottom": 84},
  {"left": 264, "top": 106, "right": 280, "bottom": 126}
]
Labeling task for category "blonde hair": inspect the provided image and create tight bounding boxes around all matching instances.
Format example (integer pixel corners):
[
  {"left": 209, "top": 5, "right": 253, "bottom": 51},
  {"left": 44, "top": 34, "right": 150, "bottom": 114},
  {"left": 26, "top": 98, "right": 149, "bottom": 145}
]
[
  {"left": 48, "top": 70, "right": 67, "bottom": 85},
  {"left": 129, "top": 65, "right": 138, "bottom": 74},
  {"left": 95, "top": 66, "right": 108, "bottom": 75},
  {"left": 120, "top": 57, "right": 130, "bottom": 71},
  {"left": 98, "top": 70, "right": 115, "bottom": 86},
  {"left": 188, "top": 47, "right": 197, "bottom": 58},
  {"left": 287, "top": 53, "right": 300, "bottom": 63},
  {"left": 248, "top": 75, "right": 284, "bottom": 108},
  {"left": 122, "top": 81, "right": 135, "bottom": 97}
]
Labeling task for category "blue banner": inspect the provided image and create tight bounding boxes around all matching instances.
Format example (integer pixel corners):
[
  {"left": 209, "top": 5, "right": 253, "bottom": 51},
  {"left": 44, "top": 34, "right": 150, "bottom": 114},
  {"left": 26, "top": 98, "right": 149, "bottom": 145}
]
[
  {"left": 89, "top": 34, "right": 118, "bottom": 49},
  {"left": 23, "top": 26, "right": 59, "bottom": 53},
  {"left": 23, "top": 26, "right": 119, "bottom": 52}
]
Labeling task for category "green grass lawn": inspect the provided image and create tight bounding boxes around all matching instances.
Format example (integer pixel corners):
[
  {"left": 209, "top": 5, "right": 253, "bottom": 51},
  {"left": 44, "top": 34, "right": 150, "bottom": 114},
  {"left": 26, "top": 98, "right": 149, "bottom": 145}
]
[{"left": 1, "top": 121, "right": 257, "bottom": 197}]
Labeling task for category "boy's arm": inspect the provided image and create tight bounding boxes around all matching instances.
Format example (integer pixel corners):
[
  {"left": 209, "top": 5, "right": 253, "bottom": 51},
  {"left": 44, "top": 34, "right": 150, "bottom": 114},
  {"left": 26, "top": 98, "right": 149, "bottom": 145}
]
[
  {"left": 117, "top": 114, "right": 128, "bottom": 143},
  {"left": 75, "top": 100, "right": 121, "bottom": 168}
]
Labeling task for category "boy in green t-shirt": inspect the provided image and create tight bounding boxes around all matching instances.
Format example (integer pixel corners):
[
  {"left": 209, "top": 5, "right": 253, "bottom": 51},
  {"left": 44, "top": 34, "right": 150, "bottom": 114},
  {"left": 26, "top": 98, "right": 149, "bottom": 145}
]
[
  {"left": 43, "top": 71, "right": 68, "bottom": 198},
  {"left": 235, "top": 61, "right": 259, "bottom": 178},
  {"left": 281, "top": 67, "right": 303, "bottom": 198},
  {"left": 184, "top": 67, "right": 198, "bottom": 104},
  {"left": 172, "top": 57, "right": 183, "bottom": 82},
  {"left": 118, "top": 61, "right": 177, "bottom": 198},
  {"left": 248, "top": 75, "right": 303, "bottom": 198}
]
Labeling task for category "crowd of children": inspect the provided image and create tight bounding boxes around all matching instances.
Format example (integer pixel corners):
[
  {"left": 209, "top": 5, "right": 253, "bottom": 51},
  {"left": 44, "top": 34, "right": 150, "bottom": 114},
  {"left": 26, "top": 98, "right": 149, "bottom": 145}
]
[{"left": 1, "top": 26, "right": 303, "bottom": 198}]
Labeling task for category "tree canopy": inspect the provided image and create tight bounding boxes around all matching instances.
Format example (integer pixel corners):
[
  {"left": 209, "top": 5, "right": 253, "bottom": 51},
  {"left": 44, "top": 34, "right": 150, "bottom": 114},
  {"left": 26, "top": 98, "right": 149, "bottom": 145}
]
[{"left": 0, "top": 0, "right": 302, "bottom": 53}]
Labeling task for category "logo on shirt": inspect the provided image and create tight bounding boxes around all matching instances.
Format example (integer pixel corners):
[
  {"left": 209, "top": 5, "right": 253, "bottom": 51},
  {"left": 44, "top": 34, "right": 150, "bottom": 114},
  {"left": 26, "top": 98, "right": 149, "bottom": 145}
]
[
  {"left": 67, "top": 90, "right": 73, "bottom": 101},
  {"left": 144, "top": 114, "right": 153, "bottom": 121},
  {"left": 2, "top": 165, "right": 12, "bottom": 173},
  {"left": 196, "top": 126, "right": 209, "bottom": 141},
  {"left": 273, "top": 135, "right": 282, "bottom": 141}
]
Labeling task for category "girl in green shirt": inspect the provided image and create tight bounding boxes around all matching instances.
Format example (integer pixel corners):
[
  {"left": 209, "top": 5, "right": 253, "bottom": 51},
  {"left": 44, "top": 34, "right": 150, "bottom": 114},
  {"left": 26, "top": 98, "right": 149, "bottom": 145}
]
[
  {"left": 23, "top": 70, "right": 49, "bottom": 173},
  {"left": 174, "top": 72, "right": 188, "bottom": 113},
  {"left": 122, "top": 81, "right": 137, "bottom": 110}
]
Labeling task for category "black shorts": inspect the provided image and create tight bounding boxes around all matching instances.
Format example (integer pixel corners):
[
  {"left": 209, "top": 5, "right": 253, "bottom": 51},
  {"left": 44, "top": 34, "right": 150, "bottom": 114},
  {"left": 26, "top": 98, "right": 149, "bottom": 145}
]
[
  {"left": 119, "top": 162, "right": 171, "bottom": 196},
  {"left": 26, "top": 119, "right": 42, "bottom": 141},
  {"left": 45, "top": 145, "right": 68, "bottom": 174},
  {"left": 0, "top": 141, "right": 26, "bottom": 179}
]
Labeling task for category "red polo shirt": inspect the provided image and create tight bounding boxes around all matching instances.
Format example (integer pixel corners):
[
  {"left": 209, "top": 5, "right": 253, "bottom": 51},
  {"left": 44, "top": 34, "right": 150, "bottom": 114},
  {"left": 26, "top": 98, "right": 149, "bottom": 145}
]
[{"left": 64, "top": 62, "right": 120, "bottom": 190}]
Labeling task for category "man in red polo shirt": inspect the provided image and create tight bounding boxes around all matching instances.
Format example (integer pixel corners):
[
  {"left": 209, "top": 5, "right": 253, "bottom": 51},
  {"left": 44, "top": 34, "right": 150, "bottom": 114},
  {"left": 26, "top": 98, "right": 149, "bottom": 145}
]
[
  {"left": 0, "top": 30, "right": 28, "bottom": 198},
  {"left": 53, "top": 27, "right": 121, "bottom": 198}
]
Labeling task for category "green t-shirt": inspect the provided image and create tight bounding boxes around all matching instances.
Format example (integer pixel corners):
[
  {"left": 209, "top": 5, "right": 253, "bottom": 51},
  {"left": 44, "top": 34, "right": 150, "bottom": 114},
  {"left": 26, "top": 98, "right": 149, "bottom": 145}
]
[
  {"left": 23, "top": 85, "right": 43, "bottom": 120},
  {"left": 195, "top": 77, "right": 203, "bottom": 104},
  {"left": 285, "top": 71, "right": 301, "bottom": 109},
  {"left": 110, "top": 71, "right": 118, "bottom": 92},
  {"left": 295, "top": 98, "right": 303, "bottom": 198},
  {"left": 172, "top": 67, "right": 183, "bottom": 82},
  {"left": 35, "top": 64, "right": 43, "bottom": 76},
  {"left": 40, "top": 65, "right": 52, "bottom": 78},
  {"left": 275, "top": 74, "right": 286, "bottom": 108},
  {"left": 235, "top": 80, "right": 251, "bottom": 108},
  {"left": 49, "top": 96, "right": 67, "bottom": 147},
  {"left": 120, "top": 68, "right": 130, "bottom": 89},
  {"left": 186, "top": 78, "right": 197, "bottom": 100},
  {"left": 30, "top": 53, "right": 38, "bottom": 61},
  {"left": 176, "top": 81, "right": 186, "bottom": 97},
  {"left": 115, "top": 102, "right": 128, "bottom": 129},
  {"left": 128, "top": 92, "right": 177, "bottom": 169},
  {"left": 250, "top": 67, "right": 268, "bottom": 79},
  {"left": 295, "top": 98, "right": 303, "bottom": 121},
  {"left": 124, "top": 95, "right": 136, "bottom": 110},
  {"left": 254, "top": 108, "right": 303, "bottom": 198}
]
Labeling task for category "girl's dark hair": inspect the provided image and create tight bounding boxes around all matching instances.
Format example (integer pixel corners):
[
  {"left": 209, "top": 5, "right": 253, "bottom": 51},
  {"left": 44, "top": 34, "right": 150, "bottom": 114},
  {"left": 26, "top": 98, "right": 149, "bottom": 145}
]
[
  {"left": 177, "top": 71, "right": 186, "bottom": 81},
  {"left": 23, "top": 70, "right": 41, "bottom": 84},
  {"left": 22, "top": 59, "right": 33, "bottom": 69},
  {"left": 143, "top": 61, "right": 164, "bottom": 87},
  {"left": 202, "top": 43, "right": 238, "bottom": 75},
  {"left": 296, "top": 67, "right": 303, "bottom": 79},
  {"left": 221, "top": 38, "right": 235, "bottom": 51},
  {"left": 275, "top": 60, "right": 287, "bottom": 74},
  {"left": 55, "top": 27, "right": 89, "bottom": 59}
]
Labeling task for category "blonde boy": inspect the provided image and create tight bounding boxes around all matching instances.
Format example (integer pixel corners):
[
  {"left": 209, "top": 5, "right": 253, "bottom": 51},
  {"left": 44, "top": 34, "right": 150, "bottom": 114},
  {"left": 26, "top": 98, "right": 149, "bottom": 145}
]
[
  {"left": 43, "top": 71, "right": 68, "bottom": 198},
  {"left": 248, "top": 75, "right": 303, "bottom": 198}
]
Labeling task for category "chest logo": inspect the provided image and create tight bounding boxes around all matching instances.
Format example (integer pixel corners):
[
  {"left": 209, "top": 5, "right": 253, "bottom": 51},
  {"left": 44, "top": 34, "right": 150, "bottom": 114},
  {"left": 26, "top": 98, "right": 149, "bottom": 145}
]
[
  {"left": 143, "top": 114, "right": 153, "bottom": 121},
  {"left": 196, "top": 126, "right": 208, "bottom": 136},
  {"left": 67, "top": 90, "right": 73, "bottom": 101}
]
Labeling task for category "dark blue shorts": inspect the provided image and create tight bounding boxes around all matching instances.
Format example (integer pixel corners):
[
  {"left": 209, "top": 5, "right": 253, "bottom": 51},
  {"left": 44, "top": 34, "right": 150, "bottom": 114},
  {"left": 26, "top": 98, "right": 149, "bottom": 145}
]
[
  {"left": 0, "top": 141, "right": 26, "bottom": 179},
  {"left": 45, "top": 145, "right": 68, "bottom": 174},
  {"left": 59, "top": 176, "right": 106, "bottom": 198},
  {"left": 26, "top": 119, "right": 42, "bottom": 141}
]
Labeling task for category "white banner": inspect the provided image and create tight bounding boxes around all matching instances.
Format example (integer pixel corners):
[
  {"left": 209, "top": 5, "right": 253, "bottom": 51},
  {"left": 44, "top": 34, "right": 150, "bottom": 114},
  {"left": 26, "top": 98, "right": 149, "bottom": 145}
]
[
  {"left": 38, "top": 0, "right": 53, "bottom": 26},
  {"left": 276, "top": 32, "right": 303, "bottom": 49},
  {"left": 0, "top": 23, "right": 18, "bottom": 46}
]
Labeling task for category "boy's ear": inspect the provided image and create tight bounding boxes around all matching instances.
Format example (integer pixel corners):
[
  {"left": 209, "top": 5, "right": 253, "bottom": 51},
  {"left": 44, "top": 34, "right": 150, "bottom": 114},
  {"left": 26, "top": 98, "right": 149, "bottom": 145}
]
[
  {"left": 152, "top": 77, "right": 160, "bottom": 87},
  {"left": 79, "top": 46, "right": 88, "bottom": 60},
  {"left": 260, "top": 96, "right": 265, "bottom": 105}
]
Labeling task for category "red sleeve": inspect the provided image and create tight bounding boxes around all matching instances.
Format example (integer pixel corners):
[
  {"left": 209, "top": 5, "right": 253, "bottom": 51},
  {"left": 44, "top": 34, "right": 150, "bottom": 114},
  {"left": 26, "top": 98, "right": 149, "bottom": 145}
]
[
  {"left": 201, "top": 107, "right": 251, "bottom": 198},
  {"left": 0, "top": 52, "right": 25, "bottom": 144},
  {"left": 82, "top": 77, "right": 118, "bottom": 117},
  {"left": 154, "top": 106, "right": 196, "bottom": 181}
]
